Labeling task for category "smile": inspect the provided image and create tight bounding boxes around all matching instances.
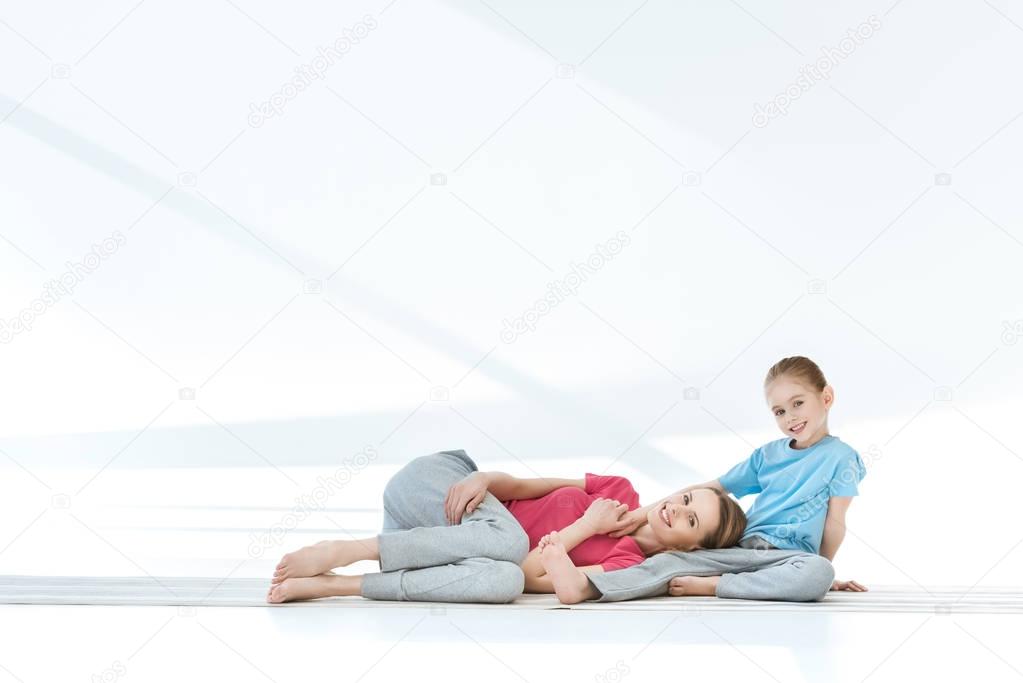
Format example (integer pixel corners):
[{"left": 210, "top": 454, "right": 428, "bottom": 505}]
[
  {"left": 790, "top": 421, "right": 807, "bottom": 434},
  {"left": 660, "top": 503, "right": 671, "bottom": 527}
]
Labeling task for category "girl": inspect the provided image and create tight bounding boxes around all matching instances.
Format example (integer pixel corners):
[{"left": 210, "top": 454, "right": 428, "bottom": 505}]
[
  {"left": 266, "top": 448, "right": 746, "bottom": 603},
  {"left": 541, "top": 355, "right": 868, "bottom": 602}
]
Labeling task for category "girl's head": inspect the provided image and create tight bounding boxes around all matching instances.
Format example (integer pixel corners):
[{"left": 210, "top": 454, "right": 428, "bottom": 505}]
[
  {"left": 764, "top": 356, "right": 834, "bottom": 449},
  {"left": 645, "top": 487, "right": 747, "bottom": 551}
]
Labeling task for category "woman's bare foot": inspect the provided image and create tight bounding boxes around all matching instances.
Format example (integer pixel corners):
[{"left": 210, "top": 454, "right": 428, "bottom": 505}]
[
  {"left": 266, "top": 573, "right": 360, "bottom": 603},
  {"left": 667, "top": 575, "right": 719, "bottom": 597},
  {"left": 273, "top": 538, "right": 378, "bottom": 583},
  {"left": 538, "top": 531, "right": 592, "bottom": 604}
]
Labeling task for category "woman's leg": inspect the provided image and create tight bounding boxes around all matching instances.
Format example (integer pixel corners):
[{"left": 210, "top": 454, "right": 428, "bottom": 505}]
[
  {"left": 359, "top": 449, "right": 528, "bottom": 602},
  {"left": 268, "top": 557, "right": 525, "bottom": 604},
  {"left": 272, "top": 450, "right": 529, "bottom": 601},
  {"left": 361, "top": 557, "right": 525, "bottom": 603}
]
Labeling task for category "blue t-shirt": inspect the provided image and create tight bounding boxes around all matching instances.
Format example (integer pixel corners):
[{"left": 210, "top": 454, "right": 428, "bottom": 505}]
[{"left": 717, "top": 435, "right": 865, "bottom": 554}]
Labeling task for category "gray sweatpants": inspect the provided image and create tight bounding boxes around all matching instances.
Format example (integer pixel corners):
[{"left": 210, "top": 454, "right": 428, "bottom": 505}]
[
  {"left": 360, "top": 449, "right": 835, "bottom": 604},
  {"left": 360, "top": 449, "right": 530, "bottom": 603},
  {"left": 586, "top": 535, "right": 836, "bottom": 602}
]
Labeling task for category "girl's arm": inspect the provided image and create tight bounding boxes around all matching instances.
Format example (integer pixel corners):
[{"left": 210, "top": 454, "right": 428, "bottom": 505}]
[{"left": 819, "top": 496, "right": 852, "bottom": 561}]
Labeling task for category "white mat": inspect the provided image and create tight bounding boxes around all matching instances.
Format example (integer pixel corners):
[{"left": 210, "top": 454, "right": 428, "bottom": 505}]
[{"left": 1, "top": 576, "right": 1021, "bottom": 613}]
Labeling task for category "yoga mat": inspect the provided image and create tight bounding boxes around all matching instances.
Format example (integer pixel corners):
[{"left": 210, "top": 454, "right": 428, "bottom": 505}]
[{"left": 1, "top": 576, "right": 1020, "bottom": 613}]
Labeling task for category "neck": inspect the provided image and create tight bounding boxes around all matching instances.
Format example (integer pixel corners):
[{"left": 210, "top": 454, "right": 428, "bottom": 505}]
[
  {"left": 792, "top": 426, "right": 829, "bottom": 450},
  {"left": 630, "top": 522, "right": 668, "bottom": 556}
]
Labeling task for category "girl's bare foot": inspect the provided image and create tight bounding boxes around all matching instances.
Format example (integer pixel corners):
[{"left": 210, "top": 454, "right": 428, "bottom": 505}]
[
  {"left": 266, "top": 573, "right": 360, "bottom": 603},
  {"left": 667, "top": 575, "right": 719, "bottom": 597},
  {"left": 273, "top": 539, "right": 377, "bottom": 583},
  {"left": 538, "top": 530, "right": 592, "bottom": 604}
]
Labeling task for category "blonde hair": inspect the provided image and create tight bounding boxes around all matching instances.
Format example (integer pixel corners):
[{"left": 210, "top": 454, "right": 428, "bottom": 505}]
[
  {"left": 698, "top": 488, "right": 747, "bottom": 549},
  {"left": 764, "top": 355, "right": 827, "bottom": 393}
]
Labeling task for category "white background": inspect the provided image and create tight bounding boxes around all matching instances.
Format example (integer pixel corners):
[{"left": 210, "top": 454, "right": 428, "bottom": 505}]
[{"left": 2, "top": 0, "right": 1022, "bottom": 605}]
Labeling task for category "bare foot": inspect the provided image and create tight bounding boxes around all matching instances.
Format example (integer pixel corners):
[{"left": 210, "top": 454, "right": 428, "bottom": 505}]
[
  {"left": 273, "top": 539, "right": 375, "bottom": 583},
  {"left": 538, "top": 530, "right": 591, "bottom": 604},
  {"left": 667, "top": 575, "right": 719, "bottom": 597},
  {"left": 266, "top": 573, "right": 357, "bottom": 603}
]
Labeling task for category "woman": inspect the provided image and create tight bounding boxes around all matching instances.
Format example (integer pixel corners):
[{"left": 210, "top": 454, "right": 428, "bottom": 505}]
[{"left": 266, "top": 448, "right": 745, "bottom": 603}]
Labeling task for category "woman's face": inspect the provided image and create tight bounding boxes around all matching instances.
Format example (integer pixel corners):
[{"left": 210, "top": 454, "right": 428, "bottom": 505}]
[
  {"left": 645, "top": 488, "right": 721, "bottom": 551},
  {"left": 766, "top": 377, "right": 833, "bottom": 448}
]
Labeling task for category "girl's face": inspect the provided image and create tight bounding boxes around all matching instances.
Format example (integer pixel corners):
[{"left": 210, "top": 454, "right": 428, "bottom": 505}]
[
  {"left": 645, "top": 488, "right": 721, "bottom": 551},
  {"left": 766, "top": 377, "right": 834, "bottom": 449}
]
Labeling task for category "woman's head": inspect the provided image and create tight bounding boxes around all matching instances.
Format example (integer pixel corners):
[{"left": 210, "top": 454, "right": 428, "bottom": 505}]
[
  {"left": 645, "top": 487, "right": 747, "bottom": 551},
  {"left": 764, "top": 355, "right": 834, "bottom": 449}
]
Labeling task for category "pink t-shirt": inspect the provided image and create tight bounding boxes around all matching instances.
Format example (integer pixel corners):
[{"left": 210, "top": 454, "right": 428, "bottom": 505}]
[{"left": 502, "top": 473, "right": 646, "bottom": 572}]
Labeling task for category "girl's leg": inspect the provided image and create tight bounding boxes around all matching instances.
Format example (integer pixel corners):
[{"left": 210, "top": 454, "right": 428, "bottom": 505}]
[{"left": 586, "top": 548, "right": 835, "bottom": 603}]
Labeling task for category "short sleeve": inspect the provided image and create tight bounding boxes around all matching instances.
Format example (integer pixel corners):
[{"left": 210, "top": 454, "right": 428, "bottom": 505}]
[
  {"left": 717, "top": 447, "right": 764, "bottom": 498},
  {"left": 828, "top": 447, "right": 866, "bottom": 497},
  {"left": 599, "top": 538, "right": 646, "bottom": 572},
  {"left": 584, "top": 474, "right": 641, "bottom": 510}
]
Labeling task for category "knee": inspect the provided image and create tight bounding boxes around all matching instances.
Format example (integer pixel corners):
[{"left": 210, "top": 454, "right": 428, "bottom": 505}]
[
  {"left": 489, "top": 524, "right": 529, "bottom": 565},
  {"left": 383, "top": 454, "right": 434, "bottom": 504},
  {"left": 482, "top": 561, "right": 525, "bottom": 603},
  {"left": 791, "top": 554, "right": 835, "bottom": 601}
]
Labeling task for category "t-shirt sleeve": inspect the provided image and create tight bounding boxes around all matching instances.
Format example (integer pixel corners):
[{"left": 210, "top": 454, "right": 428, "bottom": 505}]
[
  {"left": 599, "top": 538, "right": 647, "bottom": 572},
  {"left": 584, "top": 473, "right": 641, "bottom": 510},
  {"left": 717, "top": 447, "right": 764, "bottom": 498},
  {"left": 828, "top": 447, "right": 866, "bottom": 497}
]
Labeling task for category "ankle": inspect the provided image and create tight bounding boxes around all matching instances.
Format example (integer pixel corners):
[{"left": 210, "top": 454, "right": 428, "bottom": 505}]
[{"left": 326, "top": 574, "right": 361, "bottom": 597}]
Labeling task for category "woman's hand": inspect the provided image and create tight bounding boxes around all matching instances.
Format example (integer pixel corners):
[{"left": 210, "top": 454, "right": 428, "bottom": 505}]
[
  {"left": 830, "top": 579, "right": 868, "bottom": 591},
  {"left": 606, "top": 507, "right": 647, "bottom": 538},
  {"left": 580, "top": 497, "right": 630, "bottom": 535},
  {"left": 444, "top": 472, "right": 490, "bottom": 525}
]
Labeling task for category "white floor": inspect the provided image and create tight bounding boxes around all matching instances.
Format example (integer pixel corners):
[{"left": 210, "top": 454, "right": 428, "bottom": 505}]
[
  {"left": 2, "top": 603, "right": 1022, "bottom": 682},
  {"left": 2, "top": 437, "right": 1022, "bottom": 681}
]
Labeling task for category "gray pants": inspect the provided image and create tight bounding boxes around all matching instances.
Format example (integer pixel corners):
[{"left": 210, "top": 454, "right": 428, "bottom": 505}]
[
  {"left": 360, "top": 449, "right": 530, "bottom": 603},
  {"left": 587, "top": 534, "right": 836, "bottom": 602},
  {"left": 360, "top": 450, "right": 835, "bottom": 604}
]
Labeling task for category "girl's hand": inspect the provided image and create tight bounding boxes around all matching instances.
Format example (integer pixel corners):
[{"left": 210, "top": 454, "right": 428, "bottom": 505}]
[
  {"left": 444, "top": 472, "right": 490, "bottom": 525},
  {"left": 607, "top": 508, "right": 646, "bottom": 538},
  {"left": 830, "top": 579, "right": 868, "bottom": 591},
  {"left": 580, "top": 497, "right": 630, "bottom": 535}
]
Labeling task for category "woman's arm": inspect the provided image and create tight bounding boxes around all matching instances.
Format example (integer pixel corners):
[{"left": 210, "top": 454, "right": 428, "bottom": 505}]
[
  {"left": 520, "top": 518, "right": 598, "bottom": 588},
  {"left": 484, "top": 472, "right": 585, "bottom": 501},
  {"left": 444, "top": 472, "right": 584, "bottom": 525},
  {"left": 520, "top": 498, "right": 629, "bottom": 590},
  {"left": 525, "top": 564, "right": 603, "bottom": 593},
  {"left": 607, "top": 478, "right": 726, "bottom": 538}
]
